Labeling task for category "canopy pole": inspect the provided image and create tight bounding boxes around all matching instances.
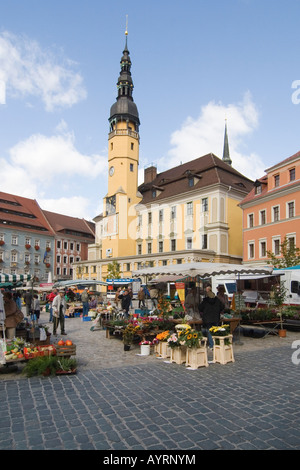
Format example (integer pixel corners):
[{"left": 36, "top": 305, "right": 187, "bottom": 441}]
[{"left": 235, "top": 272, "right": 243, "bottom": 346}]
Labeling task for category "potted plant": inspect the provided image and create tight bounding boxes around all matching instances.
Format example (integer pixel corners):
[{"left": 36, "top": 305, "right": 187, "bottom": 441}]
[
  {"left": 22, "top": 356, "right": 58, "bottom": 377},
  {"left": 139, "top": 339, "right": 152, "bottom": 356},
  {"left": 122, "top": 323, "right": 139, "bottom": 351},
  {"left": 25, "top": 244, "right": 31, "bottom": 249},
  {"left": 34, "top": 245, "right": 40, "bottom": 251},
  {"left": 55, "top": 357, "right": 77, "bottom": 375},
  {"left": 0, "top": 240, "right": 4, "bottom": 246}
]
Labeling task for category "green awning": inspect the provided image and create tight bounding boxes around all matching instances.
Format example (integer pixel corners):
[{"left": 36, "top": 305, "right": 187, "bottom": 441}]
[{"left": 0, "top": 274, "right": 31, "bottom": 284}]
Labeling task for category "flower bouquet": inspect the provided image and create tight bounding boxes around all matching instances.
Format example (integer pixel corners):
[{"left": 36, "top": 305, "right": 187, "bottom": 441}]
[
  {"left": 155, "top": 330, "right": 171, "bottom": 358},
  {"left": 167, "top": 333, "right": 181, "bottom": 348},
  {"left": 179, "top": 328, "right": 203, "bottom": 349},
  {"left": 209, "top": 324, "right": 231, "bottom": 345},
  {"left": 155, "top": 330, "right": 170, "bottom": 342},
  {"left": 123, "top": 323, "right": 140, "bottom": 350}
]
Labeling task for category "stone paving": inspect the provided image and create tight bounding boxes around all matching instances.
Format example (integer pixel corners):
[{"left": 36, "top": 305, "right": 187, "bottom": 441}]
[{"left": 1, "top": 311, "right": 300, "bottom": 451}]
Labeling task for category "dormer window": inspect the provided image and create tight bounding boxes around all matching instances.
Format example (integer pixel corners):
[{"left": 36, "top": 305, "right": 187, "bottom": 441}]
[
  {"left": 152, "top": 189, "right": 156, "bottom": 198},
  {"left": 255, "top": 184, "right": 262, "bottom": 195},
  {"left": 188, "top": 176, "right": 194, "bottom": 187},
  {"left": 274, "top": 174, "right": 280, "bottom": 187}
]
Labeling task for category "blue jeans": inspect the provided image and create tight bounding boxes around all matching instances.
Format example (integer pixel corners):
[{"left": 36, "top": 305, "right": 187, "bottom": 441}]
[
  {"left": 83, "top": 302, "right": 89, "bottom": 317},
  {"left": 49, "top": 306, "right": 53, "bottom": 322},
  {"left": 202, "top": 324, "right": 215, "bottom": 348}
]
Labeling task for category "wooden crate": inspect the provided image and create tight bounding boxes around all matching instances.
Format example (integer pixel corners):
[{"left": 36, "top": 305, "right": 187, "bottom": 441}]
[{"left": 55, "top": 344, "right": 76, "bottom": 357}]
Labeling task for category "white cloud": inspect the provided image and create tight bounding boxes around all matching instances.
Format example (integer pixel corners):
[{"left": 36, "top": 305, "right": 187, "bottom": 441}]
[
  {"left": 0, "top": 31, "right": 86, "bottom": 111},
  {"left": 159, "top": 92, "right": 266, "bottom": 180},
  {"left": 39, "top": 196, "right": 93, "bottom": 219},
  {"left": 0, "top": 125, "right": 108, "bottom": 219}
]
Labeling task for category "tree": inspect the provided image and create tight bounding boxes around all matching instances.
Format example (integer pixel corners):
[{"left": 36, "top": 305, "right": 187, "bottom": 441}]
[
  {"left": 267, "top": 236, "right": 300, "bottom": 268},
  {"left": 107, "top": 260, "right": 121, "bottom": 279}
]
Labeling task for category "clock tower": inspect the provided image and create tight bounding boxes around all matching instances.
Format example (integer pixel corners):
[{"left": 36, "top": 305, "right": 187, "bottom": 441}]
[{"left": 102, "top": 29, "right": 141, "bottom": 260}]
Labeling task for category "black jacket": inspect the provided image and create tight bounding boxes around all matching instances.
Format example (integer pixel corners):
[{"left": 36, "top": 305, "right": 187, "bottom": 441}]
[
  {"left": 199, "top": 296, "right": 224, "bottom": 326},
  {"left": 118, "top": 293, "right": 131, "bottom": 312}
]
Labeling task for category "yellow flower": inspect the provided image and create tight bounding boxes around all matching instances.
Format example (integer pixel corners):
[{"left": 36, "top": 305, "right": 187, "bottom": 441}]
[{"left": 187, "top": 334, "right": 192, "bottom": 340}]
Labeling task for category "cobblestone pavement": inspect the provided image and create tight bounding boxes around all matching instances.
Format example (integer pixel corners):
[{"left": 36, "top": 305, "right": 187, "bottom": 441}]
[{"left": 1, "top": 311, "right": 300, "bottom": 451}]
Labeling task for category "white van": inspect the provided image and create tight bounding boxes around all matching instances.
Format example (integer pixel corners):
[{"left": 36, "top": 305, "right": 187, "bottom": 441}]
[{"left": 274, "top": 267, "right": 300, "bottom": 305}]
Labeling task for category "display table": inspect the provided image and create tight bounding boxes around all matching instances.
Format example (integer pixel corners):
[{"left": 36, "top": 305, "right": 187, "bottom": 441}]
[{"left": 212, "top": 335, "right": 235, "bottom": 365}]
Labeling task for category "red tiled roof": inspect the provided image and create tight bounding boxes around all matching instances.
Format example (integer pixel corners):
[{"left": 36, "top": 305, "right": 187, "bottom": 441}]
[
  {"left": 139, "top": 153, "right": 254, "bottom": 204},
  {"left": 0, "top": 191, "right": 54, "bottom": 235},
  {"left": 42, "top": 210, "right": 95, "bottom": 238}
]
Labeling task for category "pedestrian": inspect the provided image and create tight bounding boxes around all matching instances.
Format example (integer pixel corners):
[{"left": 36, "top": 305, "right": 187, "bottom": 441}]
[
  {"left": 33, "top": 294, "right": 41, "bottom": 321},
  {"left": 114, "top": 288, "right": 122, "bottom": 307},
  {"left": 216, "top": 284, "right": 229, "bottom": 311},
  {"left": 24, "top": 290, "right": 33, "bottom": 318},
  {"left": 52, "top": 289, "right": 67, "bottom": 336},
  {"left": 184, "top": 287, "right": 201, "bottom": 318},
  {"left": 138, "top": 287, "right": 145, "bottom": 308},
  {"left": 81, "top": 287, "right": 89, "bottom": 317},
  {"left": 118, "top": 288, "right": 131, "bottom": 318},
  {"left": 47, "top": 288, "right": 57, "bottom": 322},
  {"left": 15, "top": 292, "right": 22, "bottom": 310},
  {"left": 199, "top": 284, "right": 224, "bottom": 349},
  {"left": 128, "top": 287, "right": 133, "bottom": 308},
  {"left": 150, "top": 285, "right": 159, "bottom": 309},
  {"left": 2, "top": 291, "right": 24, "bottom": 339},
  {"left": 89, "top": 296, "right": 97, "bottom": 309}
]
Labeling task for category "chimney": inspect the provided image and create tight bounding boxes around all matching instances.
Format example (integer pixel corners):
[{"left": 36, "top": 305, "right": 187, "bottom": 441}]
[{"left": 144, "top": 166, "right": 157, "bottom": 184}]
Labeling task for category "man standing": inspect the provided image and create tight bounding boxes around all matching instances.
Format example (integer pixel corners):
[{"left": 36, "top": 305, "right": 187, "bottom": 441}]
[
  {"left": 52, "top": 290, "right": 67, "bottom": 336},
  {"left": 118, "top": 289, "right": 131, "bottom": 319},
  {"left": 81, "top": 287, "right": 89, "bottom": 317}
]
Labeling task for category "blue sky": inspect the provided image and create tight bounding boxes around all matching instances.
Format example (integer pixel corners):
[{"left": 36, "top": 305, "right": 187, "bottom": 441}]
[{"left": 0, "top": 0, "right": 300, "bottom": 220}]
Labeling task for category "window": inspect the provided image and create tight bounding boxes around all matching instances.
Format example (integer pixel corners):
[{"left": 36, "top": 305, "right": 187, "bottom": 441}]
[
  {"left": 56, "top": 255, "right": 61, "bottom": 263},
  {"left": 177, "top": 259, "right": 182, "bottom": 264},
  {"left": 130, "top": 162, "right": 134, "bottom": 171},
  {"left": 255, "top": 185, "right": 262, "bottom": 195},
  {"left": 76, "top": 243, "right": 80, "bottom": 251},
  {"left": 288, "top": 201, "right": 295, "bottom": 218},
  {"left": 63, "top": 268, "right": 67, "bottom": 276},
  {"left": 159, "top": 209, "right": 164, "bottom": 222},
  {"left": 11, "top": 235, "right": 18, "bottom": 245},
  {"left": 63, "top": 255, "right": 68, "bottom": 264},
  {"left": 273, "top": 206, "right": 279, "bottom": 222},
  {"left": 131, "top": 143, "right": 134, "bottom": 151},
  {"left": 126, "top": 263, "right": 130, "bottom": 271},
  {"left": 260, "top": 241, "right": 266, "bottom": 257},
  {"left": 25, "top": 237, "right": 31, "bottom": 245},
  {"left": 202, "top": 234, "right": 208, "bottom": 249},
  {"left": 187, "top": 202, "right": 193, "bottom": 216},
  {"left": 70, "top": 256, "right": 74, "bottom": 263},
  {"left": 188, "top": 177, "right": 194, "bottom": 187},
  {"left": 171, "top": 239, "right": 176, "bottom": 251},
  {"left": 288, "top": 237, "right": 295, "bottom": 250},
  {"left": 70, "top": 242, "right": 74, "bottom": 251},
  {"left": 152, "top": 190, "right": 156, "bottom": 198},
  {"left": 137, "top": 244, "right": 142, "bottom": 255},
  {"left": 57, "top": 240, "right": 61, "bottom": 249},
  {"left": 202, "top": 198, "right": 208, "bottom": 212},
  {"left": 289, "top": 168, "right": 296, "bottom": 182},
  {"left": 274, "top": 174, "right": 280, "bottom": 187},
  {"left": 171, "top": 206, "right": 176, "bottom": 219},
  {"left": 260, "top": 210, "right": 266, "bottom": 225},
  {"left": 248, "top": 243, "right": 254, "bottom": 259},
  {"left": 248, "top": 214, "right": 254, "bottom": 228},
  {"left": 274, "top": 239, "right": 280, "bottom": 256},
  {"left": 162, "top": 260, "right": 167, "bottom": 266},
  {"left": 148, "top": 212, "right": 152, "bottom": 224},
  {"left": 11, "top": 252, "right": 17, "bottom": 263},
  {"left": 25, "top": 253, "right": 30, "bottom": 263},
  {"left": 186, "top": 237, "right": 193, "bottom": 249},
  {"left": 159, "top": 241, "right": 163, "bottom": 253},
  {"left": 64, "top": 241, "right": 68, "bottom": 250},
  {"left": 147, "top": 243, "right": 152, "bottom": 254}
]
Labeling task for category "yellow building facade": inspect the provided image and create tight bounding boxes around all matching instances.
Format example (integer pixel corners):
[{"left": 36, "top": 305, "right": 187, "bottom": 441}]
[{"left": 74, "top": 34, "right": 254, "bottom": 288}]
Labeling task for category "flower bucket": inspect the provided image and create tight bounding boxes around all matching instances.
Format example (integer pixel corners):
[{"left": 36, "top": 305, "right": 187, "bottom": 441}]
[
  {"left": 124, "top": 344, "right": 131, "bottom": 351},
  {"left": 160, "top": 341, "right": 171, "bottom": 359},
  {"left": 186, "top": 345, "right": 208, "bottom": 369},
  {"left": 140, "top": 344, "right": 150, "bottom": 356}
]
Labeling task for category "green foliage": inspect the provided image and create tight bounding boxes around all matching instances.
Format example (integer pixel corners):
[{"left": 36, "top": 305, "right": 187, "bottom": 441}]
[
  {"left": 107, "top": 260, "right": 121, "bottom": 279},
  {"left": 22, "top": 356, "right": 58, "bottom": 377},
  {"left": 267, "top": 236, "right": 300, "bottom": 268}
]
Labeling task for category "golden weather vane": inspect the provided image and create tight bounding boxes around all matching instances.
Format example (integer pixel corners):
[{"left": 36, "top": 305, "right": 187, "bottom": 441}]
[{"left": 125, "top": 15, "right": 128, "bottom": 36}]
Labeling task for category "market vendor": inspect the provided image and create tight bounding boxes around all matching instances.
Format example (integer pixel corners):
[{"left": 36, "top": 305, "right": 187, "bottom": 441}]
[
  {"left": 118, "top": 289, "right": 131, "bottom": 318},
  {"left": 89, "top": 296, "right": 97, "bottom": 309},
  {"left": 2, "top": 291, "right": 24, "bottom": 339}
]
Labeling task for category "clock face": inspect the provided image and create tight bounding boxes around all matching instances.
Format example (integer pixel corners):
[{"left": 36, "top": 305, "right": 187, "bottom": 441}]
[{"left": 109, "top": 166, "right": 115, "bottom": 176}]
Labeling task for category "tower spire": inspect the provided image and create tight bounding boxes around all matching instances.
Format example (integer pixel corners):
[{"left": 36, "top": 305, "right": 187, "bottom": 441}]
[{"left": 222, "top": 119, "right": 232, "bottom": 166}]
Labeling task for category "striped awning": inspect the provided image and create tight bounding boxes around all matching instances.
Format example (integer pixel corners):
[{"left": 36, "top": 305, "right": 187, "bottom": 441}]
[{"left": 0, "top": 274, "right": 31, "bottom": 284}]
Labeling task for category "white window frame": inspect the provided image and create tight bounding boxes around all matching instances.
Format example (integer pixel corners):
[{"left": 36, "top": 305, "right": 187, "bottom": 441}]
[
  {"left": 272, "top": 205, "right": 280, "bottom": 222},
  {"left": 287, "top": 200, "right": 295, "bottom": 219},
  {"left": 259, "top": 209, "right": 266, "bottom": 225},
  {"left": 259, "top": 239, "right": 267, "bottom": 258}
]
